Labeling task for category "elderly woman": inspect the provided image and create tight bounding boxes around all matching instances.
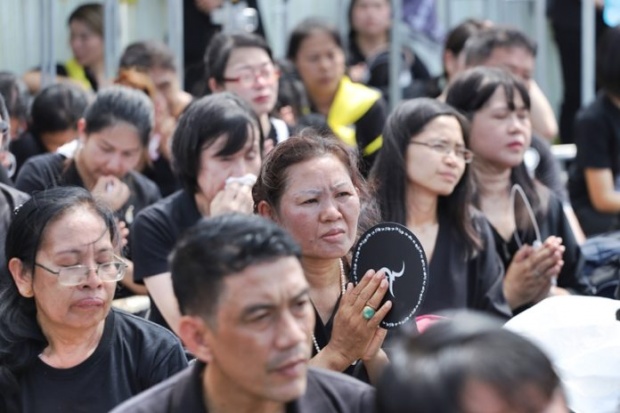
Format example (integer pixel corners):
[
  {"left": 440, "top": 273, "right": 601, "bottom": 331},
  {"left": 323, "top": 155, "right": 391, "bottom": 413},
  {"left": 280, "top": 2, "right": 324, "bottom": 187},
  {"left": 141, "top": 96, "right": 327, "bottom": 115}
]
[
  {"left": 371, "top": 98, "right": 510, "bottom": 318},
  {"left": 0, "top": 187, "right": 187, "bottom": 413},
  {"left": 253, "top": 131, "right": 391, "bottom": 384}
]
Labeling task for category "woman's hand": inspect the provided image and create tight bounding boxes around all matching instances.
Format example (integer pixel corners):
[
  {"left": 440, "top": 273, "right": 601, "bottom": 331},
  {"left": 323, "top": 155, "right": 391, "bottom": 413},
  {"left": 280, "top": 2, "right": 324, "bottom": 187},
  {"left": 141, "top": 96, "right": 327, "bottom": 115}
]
[
  {"left": 210, "top": 181, "right": 255, "bottom": 216},
  {"left": 327, "top": 269, "right": 392, "bottom": 366},
  {"left": 503, "top": 236, "right": 564, "bottom": 309},
  {"left": 91, "top": 176, "right": 131, "bottom": 212}
]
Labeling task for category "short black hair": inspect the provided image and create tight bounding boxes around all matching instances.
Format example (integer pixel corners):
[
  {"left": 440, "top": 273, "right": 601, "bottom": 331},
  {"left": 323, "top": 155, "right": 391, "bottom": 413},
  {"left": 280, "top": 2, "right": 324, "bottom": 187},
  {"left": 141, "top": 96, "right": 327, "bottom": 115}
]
[
  {"left": 464, "top": 26, "right": 537, "bottom": 67},
  {"left": 597, "top": 24, "right": 620, "bottom": 97},
  {"left": 171, "top": 92, "right": 259, "bottom": 193},
  {"left": 29, "top": 83, "right": 89, "bottom": 136},
  {"left": 286, "top": 17, "right": 343, "bottom": 61},
  {"left": 170, "top": 213, "right": 301, "bottom": 319},
  {"left": 376, "top": 311, "right": 562, "bottom": 413}
]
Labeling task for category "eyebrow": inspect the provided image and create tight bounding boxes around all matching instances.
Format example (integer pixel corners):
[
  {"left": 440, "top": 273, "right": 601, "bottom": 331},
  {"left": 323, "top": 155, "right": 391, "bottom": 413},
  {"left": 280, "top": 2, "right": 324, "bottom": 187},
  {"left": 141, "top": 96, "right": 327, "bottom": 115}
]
[{"left": 240, "top": 287, "right": 310, "bottom": 317}]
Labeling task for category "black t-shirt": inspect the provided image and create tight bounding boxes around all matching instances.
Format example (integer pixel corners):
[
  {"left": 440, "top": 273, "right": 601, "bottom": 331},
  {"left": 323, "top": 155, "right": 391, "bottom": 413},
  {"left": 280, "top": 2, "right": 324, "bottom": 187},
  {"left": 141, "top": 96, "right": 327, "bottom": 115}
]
[
  {"left": 9, "top": 131, "right": 47, "bottom": 178},
  {"left": 111, "top": 362, "right": 376, "bottom": 413},
  {"left": 15, "top": 152, "right": 161, "bottom": 227},
  {"left": 568, "top": 93, "right": 620, "bottom": 235},
  {"left": 131, "top": 189, "right": 202, "bottom": 328},
  {"left": 19, "top": 309, "right": 188, "bottom": 413}
]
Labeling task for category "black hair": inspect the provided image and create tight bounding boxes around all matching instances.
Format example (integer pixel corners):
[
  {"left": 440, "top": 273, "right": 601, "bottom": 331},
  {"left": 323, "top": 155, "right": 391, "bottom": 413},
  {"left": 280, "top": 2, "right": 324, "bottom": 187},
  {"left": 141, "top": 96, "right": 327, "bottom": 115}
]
[
  {"left": 464, "top": 26, "right": 537, "bottom": 67},
  {"left": 0, "top": 94, "right": 9, "bottom": 141},
  {"left": 119, "top": 40, "right": 178, "bottom": 73},
  {"left": 171, "top": 92, "right": 259, "bottom": 193},
  {"left": 83, "top": 85, "right": 154, "bottom": 147},
  {"left": 443, "top": 18, "right": 489, "bottom": 76},
  {"left": 205, "top": 32, "right": 274, "bottom": 86},
  {"left": 597, "top": 24, "right": 620, "bottom": 97},
  {"left": 286, "top": 17, "right": 344, "bottom": 61},
  {"left": 0, "top": 187, "right": 119, "bottom": 413},
  {"left": 445, "top": 66, "right": 548, "bottom": 225},
  {"left": 274, "top": 59, "right": 310, "bottom": 120},
  {"left": 0, "top": 71, "right": 29, "bottom": 125},
  {"left": 170, "top": 213, "right": 301, "bottom": 320},
  {"left": 376, "top": 311, "right": 562, "bottom": 413},
  {"left": 68, "top": 2, "right": 103, "bottom": 37},
  {"left": 29, "top": 83, "right": 89, "bottom": 136},
  {"left": 371, "top": 97, "right": 482, "bottom": 257}
]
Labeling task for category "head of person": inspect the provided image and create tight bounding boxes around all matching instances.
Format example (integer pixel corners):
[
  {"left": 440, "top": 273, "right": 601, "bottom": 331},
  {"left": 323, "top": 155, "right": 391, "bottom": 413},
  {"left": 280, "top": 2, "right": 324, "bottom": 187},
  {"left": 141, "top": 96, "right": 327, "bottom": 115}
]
[
  {"left": 206, "top": 32, "right": 279, "bottom": 118},
  {"left": 348, "top": 0, "right": 392, "bottom": 42},
  {"left": 254, "top": 130, "right": 370, "bottom": 260},
  {"left": 68, "top": 2, "right": 104, "bottom": 68},
  {"left": 29, "top": 83, "right": 90, "bottom": 152},
  {"left": 371, "top": 98, "right": 482, "bottom": 256},
  {"left": 274, "top": 59, "right": 310, "bottom": 128},
  {"left": 596, "top": 24, "right": 620, "bottom": 99},
  {"left": 0, "top": 71, "right": 29, "bottom": 139},
  {"left": 0, "top": 187, "right": 123, "bottom": 408},
  {"left": 287, "top": 18, "right": 347, "bottom": 99},
  {"left": 464, "top": 26, "right": 537, "bottom": 84},
  {"left": 443, "top": 18, "right": 492, "bottom": 81},
  {"left": 118, "top": 40, "right": 182, "bottom": 114},
  {"left": 376, "top": 312, "right": 567, "bottom": 413},
  {"left": 77, "top": 85, "right": 154, "bottom": 182},
  {"left": 171, "top": 92, "right": 261, "bottom": 210},
  {"left": 170, "top": 213, "right": 314, "bottom": 404},
  {"left": 445, "top": 67, "right": 531, "bottom": 171}
]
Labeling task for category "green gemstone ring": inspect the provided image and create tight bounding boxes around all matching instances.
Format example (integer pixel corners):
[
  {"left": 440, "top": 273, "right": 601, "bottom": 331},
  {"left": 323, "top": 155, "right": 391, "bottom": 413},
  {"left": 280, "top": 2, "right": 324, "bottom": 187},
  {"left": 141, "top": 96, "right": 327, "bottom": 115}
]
[{"left": 362, "top": 305, "right": 376, "bottom": 320}]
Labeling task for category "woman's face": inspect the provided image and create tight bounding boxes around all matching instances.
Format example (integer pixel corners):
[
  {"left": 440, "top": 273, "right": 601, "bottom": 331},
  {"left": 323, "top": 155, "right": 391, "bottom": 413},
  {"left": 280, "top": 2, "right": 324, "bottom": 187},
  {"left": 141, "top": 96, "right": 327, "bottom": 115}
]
[
  {"left": 274, "top": 154, "right": 360, "bottom": 260},
  {"left": 218, "top": 47, "right": 279, "bottom": 117},
  {"left": 469, "top": 86, "right": 531, "bottom": 169},
  {"left": 293, "top": 30, "right": 346, "bottom": 97},
  {"left": 24, "top": 207, "right": 116, "bottom": 332},
  {"left": 69, "top": 19, "right": 104, "bottom": 68},
  {"left": 351, "top": 0, "right": 392, "bottom": 38},
  {"left": 406, "top": 115, "right": 467, "bottom": 198},
  {"left": 79, "top": 122, "right": 143, "bottom": 182},
  {"left": 195, "top": 130, "right": 261, "bottom": 209}
]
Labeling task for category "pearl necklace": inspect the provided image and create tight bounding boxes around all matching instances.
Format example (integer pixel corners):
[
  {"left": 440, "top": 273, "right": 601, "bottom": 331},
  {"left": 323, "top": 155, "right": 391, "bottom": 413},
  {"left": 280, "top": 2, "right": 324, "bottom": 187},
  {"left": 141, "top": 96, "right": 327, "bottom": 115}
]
[{"left": 311, "top": 258, "right": 346, "bottom": 355}]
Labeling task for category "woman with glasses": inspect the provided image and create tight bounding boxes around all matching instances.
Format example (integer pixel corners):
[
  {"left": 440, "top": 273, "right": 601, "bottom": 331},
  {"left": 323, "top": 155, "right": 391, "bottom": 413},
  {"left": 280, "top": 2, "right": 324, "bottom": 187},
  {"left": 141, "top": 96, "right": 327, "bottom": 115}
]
[
  {"left": 206, "top": 32, "right": 287, "bottom": 152},
  {"left": 0, "top": 187, "right": 187, "bottom": 413},
  {"left": 445, "top": 67, "right": 593, "bottom": 313},
  {"left": 287, "top": 18, "right": 387, "bottom": 175},
  {"left": 371, "top": 98, "right": 510, "bottom": 318}
]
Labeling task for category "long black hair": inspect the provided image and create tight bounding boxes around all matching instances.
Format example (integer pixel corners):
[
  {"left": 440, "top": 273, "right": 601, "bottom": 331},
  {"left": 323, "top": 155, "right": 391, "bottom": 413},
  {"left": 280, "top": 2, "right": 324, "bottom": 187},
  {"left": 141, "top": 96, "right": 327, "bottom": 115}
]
[
  {"left": 0, "top": 187, "right": 119, "bottom": 412},
  {"left": 371, "top": 97, "right": 482, "bottom": 257}
]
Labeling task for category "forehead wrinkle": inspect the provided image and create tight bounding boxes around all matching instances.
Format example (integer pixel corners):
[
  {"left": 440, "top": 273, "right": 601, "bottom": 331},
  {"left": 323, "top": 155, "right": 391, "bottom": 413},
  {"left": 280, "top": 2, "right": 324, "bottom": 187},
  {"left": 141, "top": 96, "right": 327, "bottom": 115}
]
[{"left": 52, "top": 226, "right": 110, "bottom": 256}]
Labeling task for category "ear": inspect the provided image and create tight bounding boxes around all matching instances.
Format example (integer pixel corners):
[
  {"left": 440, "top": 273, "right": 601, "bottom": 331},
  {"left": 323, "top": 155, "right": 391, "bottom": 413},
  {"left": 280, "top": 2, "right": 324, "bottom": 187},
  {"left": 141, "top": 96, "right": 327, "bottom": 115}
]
[
  {"left": 8, "top": 258, "right": 34, "bottom": 298},
  {"left": 77, "top": 118, "right": 87, "bottom": 143},
  {"left": 256, "top": 200, "right": 277, "bottom": 222},
  {"left": 178, "top": 315, "right": 215, "bottom": 363},
  {"left": 208, "top": 78, "right": 224, "bottom": 93}
]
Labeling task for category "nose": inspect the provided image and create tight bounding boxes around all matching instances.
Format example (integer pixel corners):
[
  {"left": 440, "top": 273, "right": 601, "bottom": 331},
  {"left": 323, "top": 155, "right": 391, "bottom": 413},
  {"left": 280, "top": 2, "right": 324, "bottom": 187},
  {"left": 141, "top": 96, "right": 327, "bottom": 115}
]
[
  {"left": 105, "top": 154, "right": 124, "bottom": 176},
  {"left": 229, "top": 158, "right": 249, "bottom": 178},
  {"left": 319, "top": 198, "right": 342, "bottom": 222},
  {"left": 80, "top": 266, "right": 104, "bottom": 289},
  {"left": 275, "top": 309, "right": 310, "bottom": 350}
]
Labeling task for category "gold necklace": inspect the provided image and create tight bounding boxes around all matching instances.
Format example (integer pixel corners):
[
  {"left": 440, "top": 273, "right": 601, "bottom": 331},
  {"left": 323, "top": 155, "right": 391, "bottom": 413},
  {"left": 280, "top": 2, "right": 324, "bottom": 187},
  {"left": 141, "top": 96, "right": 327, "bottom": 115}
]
[{"left": 311, "top": 258, "right": 346, "bottom": 355}]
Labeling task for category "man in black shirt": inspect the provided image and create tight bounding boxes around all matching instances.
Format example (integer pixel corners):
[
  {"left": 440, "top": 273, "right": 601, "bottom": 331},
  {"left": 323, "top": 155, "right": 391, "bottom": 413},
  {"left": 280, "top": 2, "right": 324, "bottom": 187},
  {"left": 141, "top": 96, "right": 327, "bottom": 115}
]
[{"left": 113, "top": 214, "right": 375, "bottom": 413}]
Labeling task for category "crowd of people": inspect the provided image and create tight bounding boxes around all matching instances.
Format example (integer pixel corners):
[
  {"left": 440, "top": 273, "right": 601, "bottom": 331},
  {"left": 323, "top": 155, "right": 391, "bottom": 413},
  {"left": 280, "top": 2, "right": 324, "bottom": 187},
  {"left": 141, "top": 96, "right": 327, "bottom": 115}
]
[{"left": 0, "top": 0, "right": 617, "bottom": 412}]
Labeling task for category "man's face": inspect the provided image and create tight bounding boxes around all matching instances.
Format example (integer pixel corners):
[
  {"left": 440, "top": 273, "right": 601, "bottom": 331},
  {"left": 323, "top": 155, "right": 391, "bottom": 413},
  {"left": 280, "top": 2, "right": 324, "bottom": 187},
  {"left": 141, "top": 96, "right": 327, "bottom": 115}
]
[
  {"left": 483, "top": 46, "right": 535, "bottom": 84},
  {"left": 203, "top": 256, "right": 314, "bottom": 404}
]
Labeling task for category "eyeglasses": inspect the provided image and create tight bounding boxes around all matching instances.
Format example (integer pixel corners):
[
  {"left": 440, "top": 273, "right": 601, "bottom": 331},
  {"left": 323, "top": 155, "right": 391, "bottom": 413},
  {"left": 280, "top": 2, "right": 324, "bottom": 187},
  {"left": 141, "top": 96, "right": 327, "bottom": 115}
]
[
  {"left": 35, "top": 258, "right": 128, "bottom": 287},
  {"left": 409, "top": 140, "right": 474, "bottom": 163},
  {"left": 222, "top": 63, "right": 278, "bottom": 88}
]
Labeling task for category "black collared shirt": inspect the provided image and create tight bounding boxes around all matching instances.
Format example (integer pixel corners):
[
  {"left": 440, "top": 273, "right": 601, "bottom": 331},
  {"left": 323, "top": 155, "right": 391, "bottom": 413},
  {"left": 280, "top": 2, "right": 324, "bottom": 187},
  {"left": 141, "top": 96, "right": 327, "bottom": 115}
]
[{"left": 111, "top": 362, "right": 376, "bottom": 413}]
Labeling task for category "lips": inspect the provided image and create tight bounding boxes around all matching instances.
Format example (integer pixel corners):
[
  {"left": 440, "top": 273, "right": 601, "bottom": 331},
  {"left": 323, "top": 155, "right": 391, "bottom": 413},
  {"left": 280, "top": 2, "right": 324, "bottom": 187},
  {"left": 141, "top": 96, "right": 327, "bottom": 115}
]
[
  {"left": 74, "top": 297, "right": 105, "bottom": 308},
  {"left": 253, "top": 95, "right": 272, "bottom": 104},
  {"left": 322, "top": 228, "right": 345, "bottom": 238},
  {"left": 272, "top": 358, "right": 308, "bottom": 378}
]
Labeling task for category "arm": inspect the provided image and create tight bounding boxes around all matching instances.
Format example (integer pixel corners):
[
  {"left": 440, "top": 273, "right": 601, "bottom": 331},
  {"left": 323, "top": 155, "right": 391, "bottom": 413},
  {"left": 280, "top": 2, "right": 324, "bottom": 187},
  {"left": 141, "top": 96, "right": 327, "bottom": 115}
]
[
  {"left": 143, "top": 273, "right": 182, "bottom": 335},
  {"left": 117, "top": 259, "right": 148, "bottom": 295},
  {"left": 528, "top": 80, "right": 558, "bottom": 142},
  {"left": 584, "top": 168, "right": 620, "bottom": 213}
]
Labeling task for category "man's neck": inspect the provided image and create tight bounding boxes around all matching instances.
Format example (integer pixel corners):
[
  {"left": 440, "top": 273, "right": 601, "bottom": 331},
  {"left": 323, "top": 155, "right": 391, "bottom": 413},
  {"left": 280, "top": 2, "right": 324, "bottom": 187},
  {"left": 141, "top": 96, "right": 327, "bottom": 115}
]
[{"left": 204, "top": 365, "right": 287, "bottom": 413}]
